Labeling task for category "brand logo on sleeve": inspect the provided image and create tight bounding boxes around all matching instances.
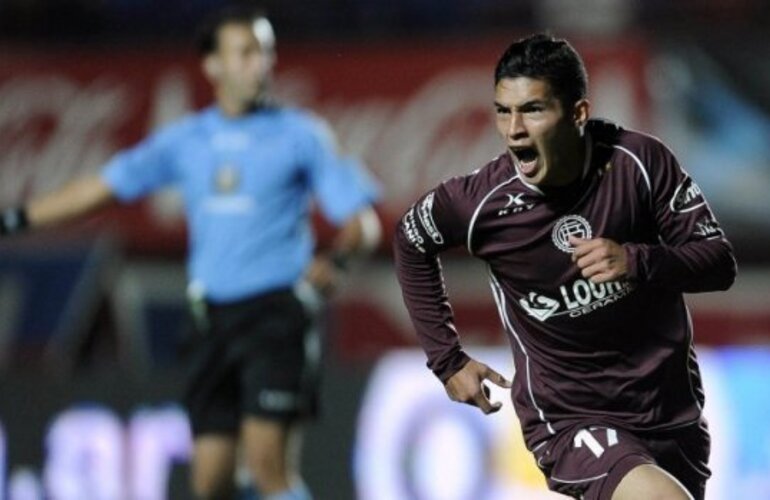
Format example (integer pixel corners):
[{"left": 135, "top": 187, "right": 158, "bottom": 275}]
[
  {"left": 670, "top": 177, "right": 706, "bottom": 213},
  {"left": 694, "top": 216, "right": 722, "bottom": 238},
  {"left": 551, "top": 215, "right": 592, "bottom": 253},
  {"left": 417, "top": 192, "right": 444, "bottom": 244},
  {"left": 402, "top": 207, "right": 426, "bottom": 253}
]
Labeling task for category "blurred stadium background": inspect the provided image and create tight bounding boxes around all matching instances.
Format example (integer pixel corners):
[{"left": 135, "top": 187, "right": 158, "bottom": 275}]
[{"left": 1, "top": 0, "right": 770, "bottom": 498}]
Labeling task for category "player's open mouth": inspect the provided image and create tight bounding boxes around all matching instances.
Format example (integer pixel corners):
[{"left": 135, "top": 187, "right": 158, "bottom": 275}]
[{"left": 511, "top": 146, "right": 539, "bottom": 176}]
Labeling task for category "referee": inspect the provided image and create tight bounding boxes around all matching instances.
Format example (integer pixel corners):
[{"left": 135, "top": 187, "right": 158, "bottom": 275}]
[{"left": 0, "top": 7, "right": 381, "bottom": 500}]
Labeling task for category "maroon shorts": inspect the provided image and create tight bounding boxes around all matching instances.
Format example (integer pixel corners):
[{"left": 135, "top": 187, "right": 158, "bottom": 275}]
[{"left": 532, "top": 419, "right": 711, "bottom": 500}]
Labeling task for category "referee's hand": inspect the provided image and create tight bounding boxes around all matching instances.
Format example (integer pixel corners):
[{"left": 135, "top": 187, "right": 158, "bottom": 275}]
[
  {"left": 304, "top": 255, "right": 340, "bottom": 296},
  {"left": 444, "top": 359, "right": 512, "bottom": 415}
]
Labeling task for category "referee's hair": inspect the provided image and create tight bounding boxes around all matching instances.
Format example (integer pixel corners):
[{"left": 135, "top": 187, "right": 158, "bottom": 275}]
[
  {"left": 196, "top": 5, "right": 268, "bottom": 56},
  {"left": 495, "top": 33, "right": 588, "bottom": 109}
]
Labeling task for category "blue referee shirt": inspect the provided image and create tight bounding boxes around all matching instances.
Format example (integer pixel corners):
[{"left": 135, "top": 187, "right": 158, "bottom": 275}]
[{"left": 102, "top": 105, "right": 380, "bottom": 303}]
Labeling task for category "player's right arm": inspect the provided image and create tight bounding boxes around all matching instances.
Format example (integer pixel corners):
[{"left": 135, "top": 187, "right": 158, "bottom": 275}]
[{"left": 393, "top": 180, "right": 511, "bottom": 414}]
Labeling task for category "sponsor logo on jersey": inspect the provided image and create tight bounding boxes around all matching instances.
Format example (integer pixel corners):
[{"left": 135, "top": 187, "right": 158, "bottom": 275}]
[
  {"left": 694, "top": 216, "right": 722, "bottom": 238},
  {"left": 558, "top": 278, "right": 634, "bottom": 318},
  {"left": 214, "top": 164, "right": 240, "bottom": 193},
  {"left": 551, "top": 215, "right": 592, "bottom": 253},
  {"left": 402, "top": 207, "right": 426, "bottom": 253},
  {"left": 506, "top": 193, "right": 526, "bottom": 207},
  {"left": 670, "top": 176, "right": 706, "bottom": 213},
  {"left": 519, "top": 279, "right": 634, "bottom": 321},
  {"left": 519, "top": 292, "right": 560, "bottom": 321},
  {"left": 417, "top": 192, "right": 444, "bottom": 244},
  {"left": 497, "top": 192, "right": 536, "bottom": 216}
]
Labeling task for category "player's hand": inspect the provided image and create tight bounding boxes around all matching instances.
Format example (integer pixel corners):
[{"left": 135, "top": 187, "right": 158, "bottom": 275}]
[
  {"left": 569, "top": 236, "right": 628, "bottom": 284},
  {"left": 304, "top": 255, "right": 340, "bottom": 296},
  {"left": 444, "top": 359, "right": 512, "bottom": 415}
]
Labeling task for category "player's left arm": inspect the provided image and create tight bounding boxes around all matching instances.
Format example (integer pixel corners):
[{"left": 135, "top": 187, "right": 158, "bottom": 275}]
[{"left": 573, "top": 141, "right": 736, "bottom": 292}]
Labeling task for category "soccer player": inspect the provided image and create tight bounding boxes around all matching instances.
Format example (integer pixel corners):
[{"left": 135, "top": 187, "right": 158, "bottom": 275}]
[
  {"left": 393, "top": 34, "right": 736, "bottom": 500},
  {"left": 0, "top": 7, "right": 380, "bottom": 500}
]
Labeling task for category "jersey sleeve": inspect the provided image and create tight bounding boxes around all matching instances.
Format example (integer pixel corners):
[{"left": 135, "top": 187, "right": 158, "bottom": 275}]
[
  {"left": 299, "top": 116, "right": 380, "bottom": 225},
  {"left": 624, "top": 140, "right": 737, "bottom": 292},
  {"left": 101, "top": 127, "right": 179, "bottom": 202},
  {"left": 393, "top": 178, "right": 473, "bottom": 383}
]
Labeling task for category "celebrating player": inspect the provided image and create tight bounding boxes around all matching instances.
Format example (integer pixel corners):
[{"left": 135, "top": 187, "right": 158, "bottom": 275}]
[{"left": 393, "top": 33, "right": 735, "bottom": 500}]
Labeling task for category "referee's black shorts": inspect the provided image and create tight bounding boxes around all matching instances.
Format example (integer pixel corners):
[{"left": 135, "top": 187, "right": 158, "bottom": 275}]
[{"left": 182, "top": 287, "right": 321, "bottom": 436}]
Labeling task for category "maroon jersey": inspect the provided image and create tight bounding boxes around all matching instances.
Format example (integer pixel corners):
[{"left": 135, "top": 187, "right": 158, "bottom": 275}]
[{"left": 394, "top": 119, "right": 737, "bottom": 449}]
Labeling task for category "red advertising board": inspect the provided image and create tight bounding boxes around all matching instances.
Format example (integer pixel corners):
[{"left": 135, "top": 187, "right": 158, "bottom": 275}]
[{"left": 0, "top": 37, "right": 650, "bottom": 252}]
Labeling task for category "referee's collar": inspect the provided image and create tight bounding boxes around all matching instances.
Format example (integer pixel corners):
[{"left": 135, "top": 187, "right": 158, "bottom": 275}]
[{"left": 212, "top": 98, "right": 281, "bottom": 120}]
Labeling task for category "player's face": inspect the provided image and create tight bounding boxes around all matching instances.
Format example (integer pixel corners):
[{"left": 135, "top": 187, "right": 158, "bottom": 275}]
[
  {"left": 494, "top": 77, "right": 589, "bottom": 187},
  {"left": 207, "top": 21, "right": 275, "bottom": 109}
]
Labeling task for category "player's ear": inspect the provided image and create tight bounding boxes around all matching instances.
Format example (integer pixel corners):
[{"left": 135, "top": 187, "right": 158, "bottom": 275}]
[
  {"left": 573, "top": 98, "right": 590, "bottom": 127},
  {"left": 202, "top": 55, "right": 222, "bottom": 81},
  {"left": 573, "top": 99, "right": 591, "bottom": 135}
]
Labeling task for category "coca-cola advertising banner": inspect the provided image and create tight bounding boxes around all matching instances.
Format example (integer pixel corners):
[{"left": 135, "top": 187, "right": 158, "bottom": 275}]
[{"left": 0, "top": 39, "right": 649, "bottom": 251}]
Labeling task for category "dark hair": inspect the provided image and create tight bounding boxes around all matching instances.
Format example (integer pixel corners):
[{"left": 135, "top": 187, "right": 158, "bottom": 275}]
[
  {"left": 494, "top": 33, "right": 588, "bottom": 107},
  {"left": 196, "top": 5, "right": 268, "bottom": 56}
]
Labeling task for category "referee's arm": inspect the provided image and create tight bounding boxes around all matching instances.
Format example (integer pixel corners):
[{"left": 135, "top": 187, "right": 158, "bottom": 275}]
[
  {"left": 330, "top": 206, "right": 382, "bottom": 260},
  {"left": 1, "top": 176, "right": 116, "bottom": 235},
  {"left": 304, "top": 206, "right": 381, "bottom": 294}
]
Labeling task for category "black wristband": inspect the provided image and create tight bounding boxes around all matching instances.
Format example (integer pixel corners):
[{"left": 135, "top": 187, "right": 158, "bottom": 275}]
[{"left": 0, "top": 207, "right": 29, "bottom": 236}]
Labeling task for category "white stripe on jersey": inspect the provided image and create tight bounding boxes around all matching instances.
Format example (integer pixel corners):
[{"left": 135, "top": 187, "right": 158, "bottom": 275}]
[
  {"left": 611, "top": 144, "right": 652, "bottom": 193},
  {"left": 549, "top": 472, "right": 609, "bottom": 484},
  {"left": 488, "top": 270, "right": 556, "bottom": 436},
  {"left": 466, "top": 176, "right": 518, "bottom": 254}
]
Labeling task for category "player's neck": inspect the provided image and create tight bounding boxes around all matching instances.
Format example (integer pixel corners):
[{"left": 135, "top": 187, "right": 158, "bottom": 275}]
[
  {"left": 569, "top": 134, "right": 589, "bottom": 182},
  {"left": 551, "top": 135, "right": 588, "bottom": 187},
  {"left": 539, "top": 135, "right": 589, "bottom": 197}
]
